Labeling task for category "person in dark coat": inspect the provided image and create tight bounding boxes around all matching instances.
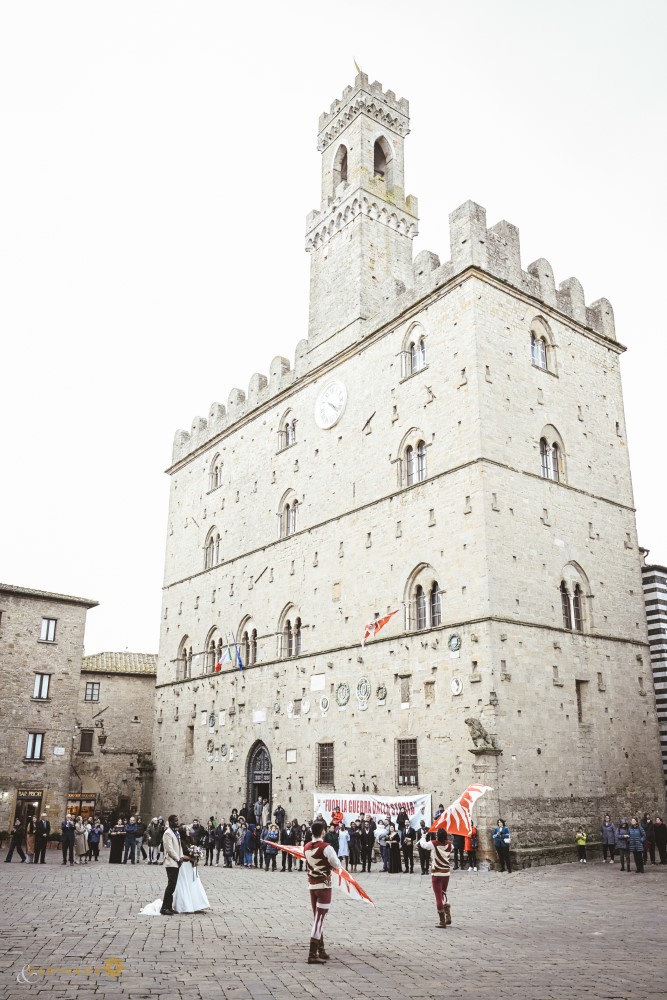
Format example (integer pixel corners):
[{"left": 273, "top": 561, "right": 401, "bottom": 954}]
[
  {"left": 264, "top": 823, "right": 280, "bottom": 870},
  {"left": 396, "top": 808, "right": 409, "bottom": 831},
  {"left": 492, "top": 819, "right": 512, "bottom": 873},
  {"left": 642, "top": 814, "right": 655, "bottom": 865},
  {"left": 451, "top": 832, "right": 466, "bottom": 870},
  {"left": 35, "top": 814, "right": 50, "bottom": 864},
  {"left": 348, "top": 822, "right": 361, "bottom": 872},
  {"left": 400, "top": 820, "right": 415, "bottom": 873},
  {"left": 628, "top": 817, "right": 645, "bottom": 873},
  {"left": 653, "top": 816, "right": 666, "bottom": 864},
  {"left": 60, "top": 813, "right": 76, "bottom": 865},
  {"left": 4, "top": 818, "right": 26, "bottom": 863},
  {"left": 273, "top": 805, "right": 286, "bottom": 830},
  {"left": 359, "top": 822, "right": 375, "bottom": 873},
  {"left": 280, "top": 822, "right": 297, "bottom": 871},
  {"left": 123, "top": 817, "right": 138, "bottom": 864},
  {"left": 600, "top": 814, "right": 617, "bottom": 863},
  {"left": 387, "top": 823, "right": 402, "bottom": 873}
]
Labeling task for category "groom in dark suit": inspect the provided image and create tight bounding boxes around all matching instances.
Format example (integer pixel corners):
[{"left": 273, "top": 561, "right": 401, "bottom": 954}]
[{"left": 35, "top": 814, "right": 50, "bottom": 864}]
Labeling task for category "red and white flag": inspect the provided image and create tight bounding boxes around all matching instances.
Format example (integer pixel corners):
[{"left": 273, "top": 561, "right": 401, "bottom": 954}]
[
  {"left": 361, "top": 609, "right": 398, "bottom": 647},
  {"left": 429, "top": 784, "right": 493, "bottom": 837},
  {"left": 262, "top": 842, "right": 375, "bottom": 906}
]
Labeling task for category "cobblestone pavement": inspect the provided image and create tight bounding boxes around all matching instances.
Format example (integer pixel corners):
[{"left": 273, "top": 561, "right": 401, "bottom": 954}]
[{"left": 0, "top": 851, "right": 665, "bottom": 1000}]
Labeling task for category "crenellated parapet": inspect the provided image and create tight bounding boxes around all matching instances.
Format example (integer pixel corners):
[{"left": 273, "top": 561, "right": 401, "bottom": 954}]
[
  {"left": 171, "top": 353, "right": 304, "bottom": 466},
  {"left": 317, "top": 72, "right": 409, "bottom": 151},
  {"left": 368, "top": 199, "right": 616, "bottom": 344},
  {"left": 172, "top": 196, "right": 616, "bottom": 466}
]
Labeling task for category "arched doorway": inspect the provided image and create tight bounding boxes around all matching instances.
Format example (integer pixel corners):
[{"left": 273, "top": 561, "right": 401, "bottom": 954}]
[{"left": 246, "top": 741, "right": 272, "bottom": 814}]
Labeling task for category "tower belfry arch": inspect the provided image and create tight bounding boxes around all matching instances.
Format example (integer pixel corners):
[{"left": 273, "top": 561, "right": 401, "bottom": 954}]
[{"left": 305, "top": 71, "right": 419, "bottom": 351}]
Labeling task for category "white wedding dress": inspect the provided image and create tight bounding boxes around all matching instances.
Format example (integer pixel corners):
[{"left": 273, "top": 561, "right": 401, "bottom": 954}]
[{"left": 139, "top": 862, "right": 210, "bottom": 915}]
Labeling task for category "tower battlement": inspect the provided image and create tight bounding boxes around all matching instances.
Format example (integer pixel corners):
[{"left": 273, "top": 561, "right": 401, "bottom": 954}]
[{"left": 317, "top": 72, "right": 410, "bottom": 151}]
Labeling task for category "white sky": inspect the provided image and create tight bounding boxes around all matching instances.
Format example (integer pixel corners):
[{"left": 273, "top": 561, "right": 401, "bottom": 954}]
[{"left": 1, "top": 1, "right": 665, "bottom": 654}]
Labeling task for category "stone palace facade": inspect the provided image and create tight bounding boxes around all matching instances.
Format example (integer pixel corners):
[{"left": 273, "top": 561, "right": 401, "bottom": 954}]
[{"left": 152, "top": 72, "right": 665, "bottom": 858}]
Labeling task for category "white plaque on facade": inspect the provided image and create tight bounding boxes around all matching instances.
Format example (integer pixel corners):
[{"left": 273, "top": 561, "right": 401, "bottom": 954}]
[
  {"left": 286, "top": 748, "right": 297, "bottom": 764},
  {"left": 252, "top": 709, "right": 266, "bottom": 724},
  {"left": 219, "top": 710, "right": 226, "bottom": 727},
  {"left": 53, "top": 747, "right": 65, "bottom": 756},
  {"left": 310, "top": 674, "right": 326, "bottom": 691}
]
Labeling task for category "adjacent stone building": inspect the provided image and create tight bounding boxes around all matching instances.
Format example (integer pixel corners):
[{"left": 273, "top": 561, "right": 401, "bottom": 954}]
[
  {"left": 641, "top": 557, "right": 667, "bottom": 791},
  {"left": 0, "top": 583, "right": 98, "bottom": 833},
  {"left": 152, "top": 72, "right": 665, "bottom": 859},
  {"left": 75, "top": 652, "right": 157, "bottom": 820}
]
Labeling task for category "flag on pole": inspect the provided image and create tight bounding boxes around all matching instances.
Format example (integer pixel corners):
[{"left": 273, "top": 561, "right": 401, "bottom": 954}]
[
  {"left": 429, "top": 784, "right": 493, "bottom": 836},
  {"left": 361, "top": 609, "right": 398, "bottom": 647},
  {"left": 216, "top": 637, "right": 233, "bottom": 672}
]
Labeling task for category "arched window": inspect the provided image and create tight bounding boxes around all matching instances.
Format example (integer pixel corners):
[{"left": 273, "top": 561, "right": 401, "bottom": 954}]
[
  {"left": 417, "top": 441, "right": 427, "bottom": 482},
  {"left": 406, "top": 445, "right": 415, "bottom": 486},
  {"left": 250, "top": 628, "right": 258, "bottom": 665},
  {"left": 278, "top": 491, "right": 299, "bottom": 538},
  {"left": 333, "top": 144, "right": 348, "bottom": 191},
  {"left": 279, "top": 411, "right": 297, "bottom": 450},
  {"left": 560, "top": 566, "right": 590, "bottom": 633},
  {"left": 529, "top": 318, "right": 555, "bottom": 373},
  {"left": 539, "top": 427, "right": 565, "bottom": 483},
  {"left": 178, "top": 637, "right": 192, "bottom": 680},
  {"left": 242, "top": 630, "right": 250, "bottom": 667},
  {"left": 404, "top": 563, "right": 443, "bottom": 632},
  {"left": 284, "top": 619, "right": 293, "bottom": 657},
  {"left": 294, "top": 617, "right": 302, "bottom": 655},
  {"left": 209, "top": 455, "right": 222, "bottom": 491},
  {"left": 415, "top": 586, "right": 427, "bottom": 630},
  {"left": 573, "top": 584, "right": 583, "bottom": 632},
  {"left": 430, "top": 582, "right": 441, "bottom": 627},
  {"left": 204, "top": 528, "right": 221, "bottom": 568},
  {"left": 560, "top": 581, "right": 572, "bottom": 630},
  {"left": 374, "top": 137, "right": 393, "bottom": 184}
]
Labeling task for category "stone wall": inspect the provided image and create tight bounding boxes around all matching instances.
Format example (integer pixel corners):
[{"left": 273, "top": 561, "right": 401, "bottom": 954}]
[
  {"left": 0, "top": 585, "right": 96, "bottom": 833},
  {"left": 152, "top": 76, "right": 666, "bottom": 858},
  {"left": 75, "top": 660, "right": 156, "bottom": 820}
]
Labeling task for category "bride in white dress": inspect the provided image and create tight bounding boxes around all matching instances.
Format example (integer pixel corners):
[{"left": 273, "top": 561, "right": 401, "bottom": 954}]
[{"left": 140, "top": 829, "right": 210, "bottom": 916}]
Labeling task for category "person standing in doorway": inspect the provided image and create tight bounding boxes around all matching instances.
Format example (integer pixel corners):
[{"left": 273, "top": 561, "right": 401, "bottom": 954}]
[
  {"left": 492, "top": 819, "right": 512, "bottom": 872},
  {"left": 35, "top": 813, "right": 50, "bottom": 864},
  {"left": 254, "top": 797, "right": 264, "bottom": 828}
]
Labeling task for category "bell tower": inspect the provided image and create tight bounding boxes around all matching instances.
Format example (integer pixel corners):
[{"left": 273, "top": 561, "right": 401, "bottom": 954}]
[{"left": 305, "top": 72, "right": 419, "bottom": 350}]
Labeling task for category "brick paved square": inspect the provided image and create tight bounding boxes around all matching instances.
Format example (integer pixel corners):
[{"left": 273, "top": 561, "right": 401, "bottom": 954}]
[{"left": 0, "top": 852, "right": 664, "bottom": 1000}]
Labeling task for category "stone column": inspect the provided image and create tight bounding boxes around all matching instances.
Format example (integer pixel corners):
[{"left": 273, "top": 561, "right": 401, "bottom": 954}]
[{"left": 468, "top": 747, "right": 503, "bottom": 866}]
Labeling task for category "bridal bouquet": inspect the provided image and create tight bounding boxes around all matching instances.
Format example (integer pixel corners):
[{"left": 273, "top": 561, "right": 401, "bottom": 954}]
[{"left": 187, "top": 845, "right": 205, "bottom": 867}]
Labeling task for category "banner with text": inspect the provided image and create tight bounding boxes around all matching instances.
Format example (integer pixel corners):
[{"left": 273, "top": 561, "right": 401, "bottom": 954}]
[{"left": 313, "top": 793, "right": 431, "bottom": 830}]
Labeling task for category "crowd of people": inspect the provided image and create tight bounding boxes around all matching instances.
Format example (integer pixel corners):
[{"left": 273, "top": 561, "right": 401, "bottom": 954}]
[{"left": 4, "top": 799, "right": 666, "bottom": 875}]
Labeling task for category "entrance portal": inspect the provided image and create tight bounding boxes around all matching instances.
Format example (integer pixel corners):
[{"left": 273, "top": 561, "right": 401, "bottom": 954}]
[
  {"left": 16, "top": 788, "right": 43, "bottom": 828},
  {"left": 246, "top": 741, "right": 272, "bottom": 816}
]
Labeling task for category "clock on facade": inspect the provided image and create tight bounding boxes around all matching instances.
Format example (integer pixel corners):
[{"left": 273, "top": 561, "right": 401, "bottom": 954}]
[{"left": 314, "top": 379, "right": 347, "bottom": 429}]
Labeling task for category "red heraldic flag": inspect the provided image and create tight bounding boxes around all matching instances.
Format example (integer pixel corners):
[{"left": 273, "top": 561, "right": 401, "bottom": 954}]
[
  {"left": 429, "top": 784, "right": 493, "bottom": 837},
  {"left": 361, "top": 609, "right": 398, "bottom": 647}
]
